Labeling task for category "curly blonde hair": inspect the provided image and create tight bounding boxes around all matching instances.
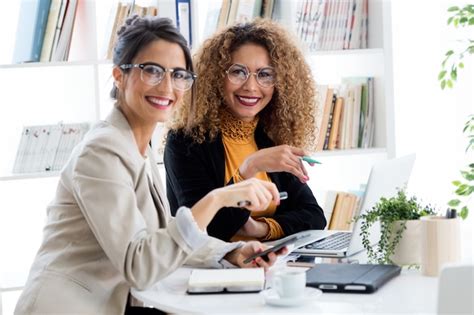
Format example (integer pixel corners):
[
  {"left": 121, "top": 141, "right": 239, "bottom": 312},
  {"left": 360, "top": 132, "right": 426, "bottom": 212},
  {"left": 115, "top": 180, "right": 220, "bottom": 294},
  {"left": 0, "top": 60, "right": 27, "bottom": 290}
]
[{"left": 170, "top": 18, "right": 318, "bottom": 150}]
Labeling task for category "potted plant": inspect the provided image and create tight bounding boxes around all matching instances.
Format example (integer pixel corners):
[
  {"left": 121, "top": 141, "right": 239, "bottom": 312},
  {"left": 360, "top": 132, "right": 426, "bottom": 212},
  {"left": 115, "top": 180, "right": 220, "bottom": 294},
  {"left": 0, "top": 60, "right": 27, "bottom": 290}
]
[
  {"left": 438, "top": 4, "right": 473, "bottom": 220},
  {"left": 356, "top": 189, "right": 436, "bottom": 265}
]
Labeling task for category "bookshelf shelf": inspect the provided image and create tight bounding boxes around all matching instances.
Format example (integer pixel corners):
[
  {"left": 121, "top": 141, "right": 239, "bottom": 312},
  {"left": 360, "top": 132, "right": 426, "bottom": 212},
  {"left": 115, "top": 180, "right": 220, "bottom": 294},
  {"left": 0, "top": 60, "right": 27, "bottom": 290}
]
[
  {"left": 0, "top": 59, "right": 112, "bottom": 69},
  {"left": 307, "top": 48, "right": 384, "bottom": 57},
  {"left": 312, "top": 147, "right": 387, "bottom": 158},
  {"left": 0, "top": 171, "right": 60, "bottom": 181},
  {"left": 0, "top": 286, "right": 24, "bottom": 293}
]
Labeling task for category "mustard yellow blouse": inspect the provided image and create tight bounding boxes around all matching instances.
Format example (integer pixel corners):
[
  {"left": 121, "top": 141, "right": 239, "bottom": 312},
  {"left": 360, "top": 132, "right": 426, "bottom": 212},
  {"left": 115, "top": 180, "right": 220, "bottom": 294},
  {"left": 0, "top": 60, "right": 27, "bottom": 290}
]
[{"left": 220, "top": 109, "right": 285, "bottom": 241}]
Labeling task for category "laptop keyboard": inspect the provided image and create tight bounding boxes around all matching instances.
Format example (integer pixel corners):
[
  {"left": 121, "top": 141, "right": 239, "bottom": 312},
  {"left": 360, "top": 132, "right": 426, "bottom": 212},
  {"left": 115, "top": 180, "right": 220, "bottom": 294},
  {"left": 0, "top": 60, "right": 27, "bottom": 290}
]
[{"left": 304, "top": 232, "right": 352, "bottom": 250}]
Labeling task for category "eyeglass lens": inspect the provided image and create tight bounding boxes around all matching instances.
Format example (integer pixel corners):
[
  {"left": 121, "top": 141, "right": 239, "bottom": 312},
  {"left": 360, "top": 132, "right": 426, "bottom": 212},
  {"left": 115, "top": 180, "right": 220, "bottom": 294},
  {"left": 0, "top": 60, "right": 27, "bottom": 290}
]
[
  {"left": 141, "top": 64, "right": 194, "bottom": 91},
  {"left": 226, "top": 64, "right": 276, "bottom": 87}
]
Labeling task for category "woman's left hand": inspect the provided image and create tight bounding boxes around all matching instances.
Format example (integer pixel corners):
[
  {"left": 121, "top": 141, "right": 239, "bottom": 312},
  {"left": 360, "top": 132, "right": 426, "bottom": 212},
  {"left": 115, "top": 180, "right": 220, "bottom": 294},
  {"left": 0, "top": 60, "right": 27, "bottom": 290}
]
[
  {"left": 235, "top": 217, "right": 269, "bottom": 238},
  {"left": 239, "top": 145, "right": 311, "bottom": 184},
  {"left": 224, "top": 241, "right": 288, "bottom": 271}
]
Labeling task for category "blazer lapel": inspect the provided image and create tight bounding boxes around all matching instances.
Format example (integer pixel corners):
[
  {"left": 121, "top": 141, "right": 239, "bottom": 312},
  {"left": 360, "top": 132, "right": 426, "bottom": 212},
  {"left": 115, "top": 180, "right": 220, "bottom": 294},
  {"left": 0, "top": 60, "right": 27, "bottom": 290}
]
[{"left": 106, "top": 105, "right": 170, "bottom": 225}]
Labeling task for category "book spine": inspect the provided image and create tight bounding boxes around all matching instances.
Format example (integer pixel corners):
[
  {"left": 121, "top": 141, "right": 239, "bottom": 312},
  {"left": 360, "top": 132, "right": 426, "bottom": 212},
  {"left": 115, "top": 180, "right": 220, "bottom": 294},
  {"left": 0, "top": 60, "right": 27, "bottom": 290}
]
[
  {"left": 328, "top": 96, "right": 343, "bottom": 150},
  {"left": 32, "top": 0, "right": 53, "bottom": 62},
  {"left": 52, "top": 0, "right": 78, "bottom": 62},
  {"left": 40, "top": 0, "right": 62, "bottom": 62},
  {"left": 323, "top": 94, "right": 337, "bottom": 150},
  {"left": 34, "top": 125, "right": 50, "bottom": 173},
  {"left": 50, "top": 0, "right": 68, "bottom": 59},
  {"left": 43, "top": 124, "right": 62, "bottom": 171},
  {"left": 13, "top": 127, "right": 31, "bottom": 173},
  {"left": 53, "top": 123, "right": 68, "bottom": 171},
  {"left": 235, "top": 0, "right": 257, "bottom": 23},
  {"left": 13, "top": 1, "right": 40, "bottom": 63},
  {"left": 25, "top": 126, "right": 42, "bottom": 173},
  {"left": 175, "top": 0, "right": 192, "bottom": 47}
]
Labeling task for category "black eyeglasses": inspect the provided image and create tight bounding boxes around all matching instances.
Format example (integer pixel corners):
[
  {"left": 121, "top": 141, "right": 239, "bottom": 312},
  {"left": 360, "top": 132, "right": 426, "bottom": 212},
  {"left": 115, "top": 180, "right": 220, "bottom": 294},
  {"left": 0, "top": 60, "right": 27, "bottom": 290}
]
[
  {"left": 225, "top": 63, "right": 276, "bottom": 88},
  {"left": 119, "top": 63, "right": 197, "bottom": 91}
]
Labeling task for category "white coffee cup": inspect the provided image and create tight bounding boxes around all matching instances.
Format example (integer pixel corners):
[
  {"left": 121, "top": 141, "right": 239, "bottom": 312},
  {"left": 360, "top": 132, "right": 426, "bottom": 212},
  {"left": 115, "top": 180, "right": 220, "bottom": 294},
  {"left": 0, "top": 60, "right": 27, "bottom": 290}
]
[{"left": 272, "top": 269, "right": 306, "bottom": 299}]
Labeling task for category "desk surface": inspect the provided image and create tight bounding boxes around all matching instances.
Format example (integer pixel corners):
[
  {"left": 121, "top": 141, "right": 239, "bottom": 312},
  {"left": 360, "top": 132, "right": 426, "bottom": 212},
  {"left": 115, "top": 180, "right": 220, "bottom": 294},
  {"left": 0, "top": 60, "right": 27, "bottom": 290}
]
[{"left": 132, "top": 266, "right": 438, "bottom": 314}]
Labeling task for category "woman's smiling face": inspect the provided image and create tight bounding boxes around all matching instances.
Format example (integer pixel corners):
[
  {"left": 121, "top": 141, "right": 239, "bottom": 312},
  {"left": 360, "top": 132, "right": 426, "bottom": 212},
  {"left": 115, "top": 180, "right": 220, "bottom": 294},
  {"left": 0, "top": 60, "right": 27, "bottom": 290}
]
[
  {"left": 113, "top": 39, "right": 187, "bottom": 126},
  {"left": 223, "top": 43, "right": 275, "bottom": 122}
]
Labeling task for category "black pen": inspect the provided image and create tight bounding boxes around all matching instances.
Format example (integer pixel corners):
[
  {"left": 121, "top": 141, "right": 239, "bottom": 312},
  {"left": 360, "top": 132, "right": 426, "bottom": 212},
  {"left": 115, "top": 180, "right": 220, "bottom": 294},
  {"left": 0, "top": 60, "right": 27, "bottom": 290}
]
[
  {"left": 237, "top": 191, "right": 288, "bottom": 207},
  {"left": 446, "top": 208, "right": 457, "bottom": 218}
]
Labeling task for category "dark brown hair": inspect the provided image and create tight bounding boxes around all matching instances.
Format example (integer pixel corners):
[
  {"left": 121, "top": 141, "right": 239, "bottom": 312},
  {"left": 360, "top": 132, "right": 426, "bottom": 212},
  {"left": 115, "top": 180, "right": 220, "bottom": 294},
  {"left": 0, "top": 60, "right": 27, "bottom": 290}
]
[{"left": 110, "top": 15, "right": 195, "bottom": 101}]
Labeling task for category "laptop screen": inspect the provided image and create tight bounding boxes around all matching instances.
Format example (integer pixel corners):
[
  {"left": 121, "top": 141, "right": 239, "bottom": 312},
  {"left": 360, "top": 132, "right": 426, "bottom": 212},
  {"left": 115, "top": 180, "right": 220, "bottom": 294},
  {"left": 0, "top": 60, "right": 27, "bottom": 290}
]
[{"left": 346, "top": 154, "right": 416, "bottom": 256}]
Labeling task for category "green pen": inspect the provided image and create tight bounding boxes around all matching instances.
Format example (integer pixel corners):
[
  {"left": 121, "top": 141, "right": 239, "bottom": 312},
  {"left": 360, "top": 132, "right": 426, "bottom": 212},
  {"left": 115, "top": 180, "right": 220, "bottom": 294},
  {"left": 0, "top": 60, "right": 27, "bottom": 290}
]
[{"left": 301, "top": 156, "right": 322, "bottom": 164}]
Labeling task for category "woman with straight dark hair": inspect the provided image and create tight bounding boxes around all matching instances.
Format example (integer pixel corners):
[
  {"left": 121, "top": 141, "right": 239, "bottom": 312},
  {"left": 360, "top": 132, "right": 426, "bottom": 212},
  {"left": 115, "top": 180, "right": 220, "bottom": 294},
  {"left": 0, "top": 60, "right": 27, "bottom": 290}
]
[{"left": 15, "top": 16, "right": 285, "bottom": 315}]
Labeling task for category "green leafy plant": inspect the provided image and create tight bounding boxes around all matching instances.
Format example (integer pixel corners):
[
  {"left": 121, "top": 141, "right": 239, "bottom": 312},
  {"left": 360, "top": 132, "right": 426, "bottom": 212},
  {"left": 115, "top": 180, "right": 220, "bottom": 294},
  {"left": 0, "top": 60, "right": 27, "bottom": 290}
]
[
  {"left": 438, "top": 5, "right": 474, "bottom": 89},
  {"left": 438, "top": 4, "right": 473, "bottom": 219},
  {"left": 447, "top": 115, "right": 474, "bottom": 219},
  {"left": 356, "top": 189, "right": 436, "bottom": 264}
]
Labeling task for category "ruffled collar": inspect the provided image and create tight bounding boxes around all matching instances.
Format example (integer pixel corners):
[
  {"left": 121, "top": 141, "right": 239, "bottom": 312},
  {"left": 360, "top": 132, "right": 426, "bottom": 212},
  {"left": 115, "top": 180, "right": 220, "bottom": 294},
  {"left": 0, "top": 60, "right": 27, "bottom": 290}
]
[{"left": 220, "top": 109, "right": 258, "bottom": 143}]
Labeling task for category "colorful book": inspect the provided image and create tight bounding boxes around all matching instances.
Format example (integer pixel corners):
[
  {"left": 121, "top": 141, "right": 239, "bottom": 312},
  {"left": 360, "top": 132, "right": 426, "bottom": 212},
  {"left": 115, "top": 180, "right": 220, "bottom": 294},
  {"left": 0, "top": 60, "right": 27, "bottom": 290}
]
[
  {"left": 40, "top": 0, "right": 63, "bottom": 62},
  {"left": 175, "top": 0, "right": 192, "bottom": 47},
  {"left": 316, "top": 87, "right": 334, "bottom": 151},
  {"left": 13, "top": 0, "right": 52, "bottom": 63},
  {"left": 328, "top": 96, "right": 343, "bottom": 150}
]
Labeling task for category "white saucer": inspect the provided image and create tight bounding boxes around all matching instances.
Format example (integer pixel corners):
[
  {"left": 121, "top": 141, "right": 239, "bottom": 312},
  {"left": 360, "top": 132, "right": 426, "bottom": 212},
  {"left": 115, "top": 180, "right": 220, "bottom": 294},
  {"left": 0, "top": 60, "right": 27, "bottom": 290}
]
[{"left": 260, "top": 287, "right": 322, "bottom": 307}]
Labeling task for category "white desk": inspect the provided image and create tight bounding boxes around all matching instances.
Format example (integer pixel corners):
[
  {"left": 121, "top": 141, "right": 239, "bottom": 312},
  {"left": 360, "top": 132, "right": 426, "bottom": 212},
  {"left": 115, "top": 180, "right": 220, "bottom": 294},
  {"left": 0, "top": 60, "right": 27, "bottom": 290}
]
[{"left": 132, "top": 266, "right": 438, "bottom": 314}]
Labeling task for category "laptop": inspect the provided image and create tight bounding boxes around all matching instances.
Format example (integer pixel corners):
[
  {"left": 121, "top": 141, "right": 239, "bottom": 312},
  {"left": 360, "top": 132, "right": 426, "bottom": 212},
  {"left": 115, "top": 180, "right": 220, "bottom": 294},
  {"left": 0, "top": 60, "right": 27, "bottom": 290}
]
[{"left": 289, "top": 154, "right": 416, "bottom": 258}]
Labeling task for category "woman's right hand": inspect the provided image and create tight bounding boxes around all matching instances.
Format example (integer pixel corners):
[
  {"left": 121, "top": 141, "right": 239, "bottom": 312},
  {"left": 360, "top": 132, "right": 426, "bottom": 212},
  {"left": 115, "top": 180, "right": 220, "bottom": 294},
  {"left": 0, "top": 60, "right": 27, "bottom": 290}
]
[
  {"left": 213, "top": 178, "right": 280, "bottom": 211},
  {"left": 239, "top": 145, "right": 310, "bottom": 183},
  {"left": 191, "top": 178, "right": 279, "bottom": 231}
]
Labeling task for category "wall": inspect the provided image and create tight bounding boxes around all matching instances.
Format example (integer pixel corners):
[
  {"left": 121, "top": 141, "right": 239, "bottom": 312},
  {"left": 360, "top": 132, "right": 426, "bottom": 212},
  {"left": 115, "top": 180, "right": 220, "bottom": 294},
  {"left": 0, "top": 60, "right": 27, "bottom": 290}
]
[{"left": 391, "top": 0, "right": 473, "bottom": 261}]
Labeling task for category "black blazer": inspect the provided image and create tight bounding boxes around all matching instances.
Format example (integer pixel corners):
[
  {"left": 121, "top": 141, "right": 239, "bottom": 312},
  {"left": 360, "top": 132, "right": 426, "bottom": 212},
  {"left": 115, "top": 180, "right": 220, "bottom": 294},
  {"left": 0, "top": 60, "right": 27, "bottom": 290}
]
[{"left": 164, "top": 123, "right": 326, "bottom": 241}]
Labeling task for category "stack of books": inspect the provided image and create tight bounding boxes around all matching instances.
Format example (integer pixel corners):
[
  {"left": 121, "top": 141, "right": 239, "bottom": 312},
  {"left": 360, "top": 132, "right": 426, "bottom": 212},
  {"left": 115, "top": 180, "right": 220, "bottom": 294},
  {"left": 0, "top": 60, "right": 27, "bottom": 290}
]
[
  {"left": 295, "top": 0, "right": 369, "bottom": 51},
  {"left": 104, "top": 1, "right": 160, "bottom": 60},
  {"left": 323, "top": 189, "right": 363, "bottom": 230},
  {"left": 12, "top": 0, "right": 160, "bottom": 63},
  {"left": 315, "top": 77, "right": 375, "bottom": 152},
  {"left": 13, "top": 122, "right": 89, "bottom": 174},
  {"left": 13, "top": 0, "right": 78, "bottom": 63}
]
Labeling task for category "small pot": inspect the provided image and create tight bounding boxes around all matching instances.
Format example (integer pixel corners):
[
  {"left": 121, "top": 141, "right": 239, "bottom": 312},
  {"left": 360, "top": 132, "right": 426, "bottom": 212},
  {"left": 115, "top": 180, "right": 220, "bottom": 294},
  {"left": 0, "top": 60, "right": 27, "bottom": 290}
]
[{"left": 389, "top": 219, "right": 421, "bottom": 266}]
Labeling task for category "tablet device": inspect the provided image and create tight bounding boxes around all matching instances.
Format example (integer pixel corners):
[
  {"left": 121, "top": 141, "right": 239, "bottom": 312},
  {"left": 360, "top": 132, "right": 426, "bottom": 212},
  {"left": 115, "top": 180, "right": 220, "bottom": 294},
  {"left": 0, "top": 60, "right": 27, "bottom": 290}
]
[
  {"left": 243, "top": 234, "right": 299, "bottom": 264},
  {"left": 306, "top": 263, "right": 401, "bottom": 293}
]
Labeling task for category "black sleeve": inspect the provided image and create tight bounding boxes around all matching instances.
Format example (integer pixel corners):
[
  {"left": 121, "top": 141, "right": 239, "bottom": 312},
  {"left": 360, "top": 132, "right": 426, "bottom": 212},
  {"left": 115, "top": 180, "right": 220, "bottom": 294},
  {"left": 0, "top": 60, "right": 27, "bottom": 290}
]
[
  {"left": 164, "top": 131, "right": 249, "bottom": 241},
  {"left": 271, "top": 172, "right": 327, "bottom": 235}
]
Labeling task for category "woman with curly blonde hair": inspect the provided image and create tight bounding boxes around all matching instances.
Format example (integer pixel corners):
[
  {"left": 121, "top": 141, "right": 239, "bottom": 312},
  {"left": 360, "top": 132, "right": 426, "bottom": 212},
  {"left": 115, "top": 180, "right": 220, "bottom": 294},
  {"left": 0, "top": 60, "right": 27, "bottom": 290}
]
[{"left": 165, "top": 19, "right": 326, "bottom": 242}]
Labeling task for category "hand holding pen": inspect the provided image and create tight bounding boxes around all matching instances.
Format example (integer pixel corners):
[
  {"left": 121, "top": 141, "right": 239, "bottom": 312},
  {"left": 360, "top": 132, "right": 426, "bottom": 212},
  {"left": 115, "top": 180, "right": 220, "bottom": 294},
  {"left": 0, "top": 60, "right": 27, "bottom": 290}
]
[
  {"left": 300, "top": 156, "right": 322, "bottom": 165},
  {"left": 237, "top": 191, "right": 288, "bottom": 207},
  {"left": 214, "top": 178, "right": 280, "bottom": 211}
]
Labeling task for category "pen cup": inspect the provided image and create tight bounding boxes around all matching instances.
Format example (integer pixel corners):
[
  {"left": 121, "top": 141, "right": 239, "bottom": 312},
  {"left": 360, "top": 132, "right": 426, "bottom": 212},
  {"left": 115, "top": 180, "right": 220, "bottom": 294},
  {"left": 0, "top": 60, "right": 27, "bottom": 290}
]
[{"left": 420, "top": 216, "right": 461, "bottom": 277}]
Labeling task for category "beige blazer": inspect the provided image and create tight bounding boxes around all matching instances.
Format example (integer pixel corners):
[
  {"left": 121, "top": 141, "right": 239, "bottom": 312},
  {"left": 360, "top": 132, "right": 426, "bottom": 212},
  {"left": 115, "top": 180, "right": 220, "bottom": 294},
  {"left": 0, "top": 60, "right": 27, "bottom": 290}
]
[{"left": 15, "top": 106, "right": 236, "bottom": 314}]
